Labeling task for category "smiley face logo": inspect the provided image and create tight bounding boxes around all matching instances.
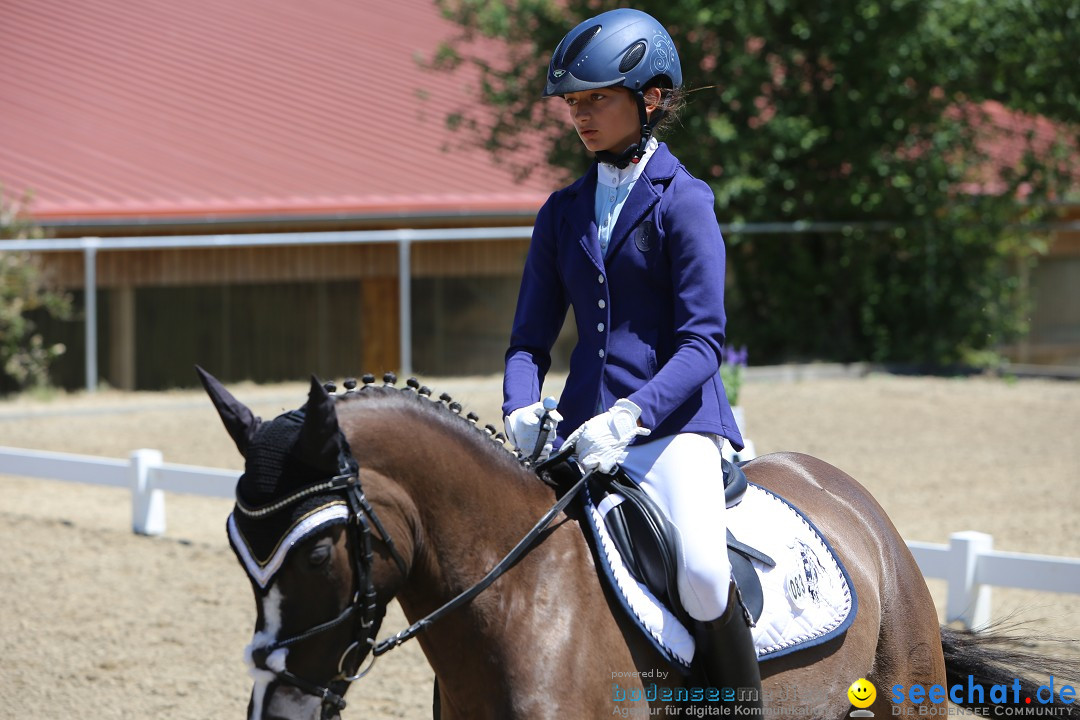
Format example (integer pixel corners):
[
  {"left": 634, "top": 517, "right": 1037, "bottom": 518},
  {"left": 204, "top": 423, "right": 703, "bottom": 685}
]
[{"left": 847, "top": 678, "right": 876, "bottom": 708}]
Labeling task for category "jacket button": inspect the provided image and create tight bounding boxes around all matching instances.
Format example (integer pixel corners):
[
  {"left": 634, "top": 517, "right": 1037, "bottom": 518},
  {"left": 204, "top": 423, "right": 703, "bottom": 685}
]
[
  {"left": 598, "top": 349, "right": 605, "bottom": 358},
  {"left": 597, "top": 323, "right": 605, "bottom": 332},
  {"left": 598, "top": 299, "right": 606, "bottom": 309},
  {"left": 598, "top": 274, "right": 604, "bottom": 284}
]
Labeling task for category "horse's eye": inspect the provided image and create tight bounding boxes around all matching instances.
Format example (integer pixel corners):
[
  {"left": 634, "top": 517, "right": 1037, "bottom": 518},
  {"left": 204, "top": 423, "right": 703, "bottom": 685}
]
[{"left": 308, "top": 542, "right": 332, "bottom": 568}]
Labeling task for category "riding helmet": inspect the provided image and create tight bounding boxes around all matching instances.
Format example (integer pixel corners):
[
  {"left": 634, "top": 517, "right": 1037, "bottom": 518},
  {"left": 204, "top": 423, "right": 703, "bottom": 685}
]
[{"left": 543, "top": 8, "right": 682, "bottom": 98}]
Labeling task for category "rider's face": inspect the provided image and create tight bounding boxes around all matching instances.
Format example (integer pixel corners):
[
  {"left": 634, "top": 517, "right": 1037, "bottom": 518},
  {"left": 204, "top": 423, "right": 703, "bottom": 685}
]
[{"left": 563, "top": 87, "right": 659, "bottom": 155}]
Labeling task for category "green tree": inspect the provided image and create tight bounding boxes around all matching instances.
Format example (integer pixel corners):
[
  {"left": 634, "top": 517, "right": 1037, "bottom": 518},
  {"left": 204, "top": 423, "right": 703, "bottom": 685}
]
[
  {"left": 0, "top": 190, "right": 71, "bottom": 393},
  {"left": 433, "top": 0, "right": 1077, "bottom": 365}
]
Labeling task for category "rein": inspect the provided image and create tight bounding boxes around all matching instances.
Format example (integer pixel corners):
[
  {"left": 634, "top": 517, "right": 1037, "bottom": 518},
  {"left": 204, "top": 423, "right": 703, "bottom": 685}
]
[{"left": 372, "top": 470, "right": 590, "bottom": 657}]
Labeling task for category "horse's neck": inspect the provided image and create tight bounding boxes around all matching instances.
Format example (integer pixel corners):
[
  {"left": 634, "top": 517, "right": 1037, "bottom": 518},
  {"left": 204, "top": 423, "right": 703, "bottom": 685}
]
[
  {"left": 342, "top": 399, "right": 553, "bottom": 583},
  {"left": 346, "top": 401, "right": 598, "bottom": 706},
  {"left": 343, "top": 399, "right": 650, "bottom": 717}
]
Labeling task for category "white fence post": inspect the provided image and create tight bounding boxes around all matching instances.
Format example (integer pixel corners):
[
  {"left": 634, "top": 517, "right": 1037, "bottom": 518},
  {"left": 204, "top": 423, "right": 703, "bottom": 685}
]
[
  {"left": 131, "top": 449, "right": 166, "bottom": 536},
  {"left": 946, "top": 530, "right": 994, "bottom": 629}
]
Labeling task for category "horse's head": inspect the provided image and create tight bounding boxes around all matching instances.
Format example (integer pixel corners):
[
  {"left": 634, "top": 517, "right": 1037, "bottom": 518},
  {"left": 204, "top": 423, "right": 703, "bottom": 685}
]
[{"left": 199, "top": 367, "right": 399, "bottom": 720}]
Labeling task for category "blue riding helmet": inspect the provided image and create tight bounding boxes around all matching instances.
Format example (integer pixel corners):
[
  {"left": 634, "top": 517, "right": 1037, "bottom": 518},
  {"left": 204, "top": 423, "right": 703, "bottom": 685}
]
[
  {"left": 543, "top": 8, "right": 682, "bottom": 98},
  {"left": 544, "top": 9, "right": 682, "bottom": 167}
]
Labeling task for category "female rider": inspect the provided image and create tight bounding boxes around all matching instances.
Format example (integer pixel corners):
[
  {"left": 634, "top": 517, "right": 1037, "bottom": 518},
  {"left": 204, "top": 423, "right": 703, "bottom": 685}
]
[{"left": 501, "top": 8, "right": 762, "bottom": 709}]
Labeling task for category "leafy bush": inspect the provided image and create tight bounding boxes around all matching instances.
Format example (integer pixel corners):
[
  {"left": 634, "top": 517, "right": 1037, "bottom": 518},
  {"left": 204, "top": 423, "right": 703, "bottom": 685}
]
[{"left": 0, "top": 190, "right": 71, "bottom": 393}]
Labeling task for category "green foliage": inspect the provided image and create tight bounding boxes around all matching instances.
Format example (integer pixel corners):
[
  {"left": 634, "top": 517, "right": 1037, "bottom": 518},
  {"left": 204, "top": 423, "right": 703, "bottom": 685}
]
[
  {"left": 925, "top": 0, "right": 1080, "bottom": 122},
  {"left": 720, "top": 345, "right": 748, "bottom": 405},
  {"left": 0, "top": 190, "right": 71, "bottom": 393},
  {"left": 433, "top": 0, "right": 1078, "bottom": 365}
]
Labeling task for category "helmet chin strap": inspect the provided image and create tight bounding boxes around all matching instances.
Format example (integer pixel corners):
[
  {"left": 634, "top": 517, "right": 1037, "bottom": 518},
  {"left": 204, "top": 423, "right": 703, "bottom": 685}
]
[{"left": 594, "top": 90, "right": 666, "bottom": 169}]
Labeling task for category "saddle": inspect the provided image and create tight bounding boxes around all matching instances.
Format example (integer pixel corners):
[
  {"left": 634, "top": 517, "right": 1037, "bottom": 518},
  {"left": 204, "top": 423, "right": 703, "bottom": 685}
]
[{"left": 538, "top": 455, "right": 774, "bottom": 624}]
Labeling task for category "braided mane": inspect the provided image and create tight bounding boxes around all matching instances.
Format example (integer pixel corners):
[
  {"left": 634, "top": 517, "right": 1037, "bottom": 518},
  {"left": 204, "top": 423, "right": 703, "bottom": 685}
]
[{"left": 329, "top": 374, "right": 533, "bottom": 480}]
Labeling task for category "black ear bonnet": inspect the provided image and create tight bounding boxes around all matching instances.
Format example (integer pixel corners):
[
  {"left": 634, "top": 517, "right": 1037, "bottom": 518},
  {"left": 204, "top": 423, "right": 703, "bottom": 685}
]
[{"left": 227, "top": 405, "right": 359, "bottom": 586}]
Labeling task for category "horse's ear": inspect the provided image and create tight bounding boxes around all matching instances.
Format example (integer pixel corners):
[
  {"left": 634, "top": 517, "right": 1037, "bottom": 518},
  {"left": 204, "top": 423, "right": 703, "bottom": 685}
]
[
  {"left": 298, "top": 375, "right": 343, "bottom": 473},
  {"left": 196, "top": 365, "right": 261, "bottom": 456}
]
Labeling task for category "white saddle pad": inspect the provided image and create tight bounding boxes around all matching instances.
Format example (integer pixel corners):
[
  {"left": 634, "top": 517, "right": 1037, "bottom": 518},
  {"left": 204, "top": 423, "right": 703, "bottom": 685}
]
[{"left": 585, "top": 482, "right": 857, "bottom": 668}]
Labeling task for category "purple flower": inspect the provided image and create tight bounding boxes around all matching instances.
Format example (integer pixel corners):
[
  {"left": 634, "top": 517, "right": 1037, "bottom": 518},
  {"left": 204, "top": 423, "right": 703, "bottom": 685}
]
[{"left": 723, "top": 345, "right": 748, "bottom": 368}]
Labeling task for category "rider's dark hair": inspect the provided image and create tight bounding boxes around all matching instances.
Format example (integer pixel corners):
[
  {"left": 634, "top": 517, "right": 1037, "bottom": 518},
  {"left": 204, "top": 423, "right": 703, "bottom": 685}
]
[{"left": 651, "top": 85, "right": 686, "bottom": 138}]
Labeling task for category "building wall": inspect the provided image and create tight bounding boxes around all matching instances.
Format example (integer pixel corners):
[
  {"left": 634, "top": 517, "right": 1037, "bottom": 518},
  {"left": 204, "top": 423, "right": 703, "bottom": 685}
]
[
  {"left": 30, "top": 214, "right": 1080, "bottom": 391},
  {"left": 38, "top": 240, "right": 531, "bottom": 288},
  {"left": 32, "top": 237, "right": 584, "bottom": 390},
  {"left": 1011, "top": 206, "right": 1080, "bottom": 365}
]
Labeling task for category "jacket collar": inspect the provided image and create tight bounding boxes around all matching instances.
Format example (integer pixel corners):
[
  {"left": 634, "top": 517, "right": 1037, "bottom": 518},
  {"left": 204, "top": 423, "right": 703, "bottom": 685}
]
[{"left": 561, "top": 143, "right": 679, "bottom": 270}]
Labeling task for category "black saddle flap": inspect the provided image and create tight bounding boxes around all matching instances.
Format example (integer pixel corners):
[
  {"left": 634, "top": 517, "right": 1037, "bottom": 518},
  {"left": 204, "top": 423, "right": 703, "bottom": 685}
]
[
  {"left": 537, "top": 449, "right": 771, "bottom": 623},
  {"left": 587, "top": 462, "right": 773, "bottom": 625},
  {"left": 593, "top": 471, "right": 685, "bottom": 618}
]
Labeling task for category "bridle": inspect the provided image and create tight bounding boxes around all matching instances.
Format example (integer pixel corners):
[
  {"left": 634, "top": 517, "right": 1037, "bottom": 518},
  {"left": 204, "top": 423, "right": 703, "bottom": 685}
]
[
  {"left": 236, "top": 470, "right": 408, "bottom": 719},
  {"left": 236, "top": 451, "right": 589, "bottom": 719}
]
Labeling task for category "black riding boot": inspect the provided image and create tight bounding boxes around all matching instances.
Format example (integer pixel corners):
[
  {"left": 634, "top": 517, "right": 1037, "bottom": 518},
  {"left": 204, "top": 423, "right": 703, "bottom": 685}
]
[{"left": 692, "top": 581, "right": 764, "bottom": 713}]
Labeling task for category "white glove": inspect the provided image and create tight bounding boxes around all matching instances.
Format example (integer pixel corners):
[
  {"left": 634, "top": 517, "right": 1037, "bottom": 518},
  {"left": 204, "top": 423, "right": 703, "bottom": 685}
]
[
  {"left": 504, "top": 399, "right": 563, "bottom": 461},
  {"left": 565, "top": 399, "right": 651, "bottom": 473}
]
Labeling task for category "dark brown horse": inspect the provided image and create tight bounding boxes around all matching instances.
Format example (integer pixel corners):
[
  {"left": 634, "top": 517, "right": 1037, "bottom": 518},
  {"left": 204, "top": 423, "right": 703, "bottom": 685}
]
[{"left": 200, "top": 369, "right": 1078, "bottom": 720}]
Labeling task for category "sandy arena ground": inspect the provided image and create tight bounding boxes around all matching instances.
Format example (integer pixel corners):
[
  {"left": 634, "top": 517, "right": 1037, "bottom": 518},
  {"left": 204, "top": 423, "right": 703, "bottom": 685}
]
[{"left": 1, "top": 371, "right": 1078, "bottom": 718}]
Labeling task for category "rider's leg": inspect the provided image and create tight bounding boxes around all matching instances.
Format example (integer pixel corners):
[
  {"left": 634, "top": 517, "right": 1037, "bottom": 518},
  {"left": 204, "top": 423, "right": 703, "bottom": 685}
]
[{"left": 620, "top": 434, "right": 762, "bottom": 709}]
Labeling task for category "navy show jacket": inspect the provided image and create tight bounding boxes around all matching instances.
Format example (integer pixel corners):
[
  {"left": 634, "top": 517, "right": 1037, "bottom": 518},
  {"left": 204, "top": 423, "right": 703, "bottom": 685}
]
[{"left": 502, "top": 142, "right": 744, "bottom": 451}]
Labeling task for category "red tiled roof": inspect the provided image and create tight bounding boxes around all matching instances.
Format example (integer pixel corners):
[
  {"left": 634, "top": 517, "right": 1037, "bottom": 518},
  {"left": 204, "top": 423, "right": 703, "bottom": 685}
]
[
  {"left": 962, "top": 100, "right": 1078, "bottom": 198},
  {"left": 0, "top": 0, "right": 560, "bottom": 224}
]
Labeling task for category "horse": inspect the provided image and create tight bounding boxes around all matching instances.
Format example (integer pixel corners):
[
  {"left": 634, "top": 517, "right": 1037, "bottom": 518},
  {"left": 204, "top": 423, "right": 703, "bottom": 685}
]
[{"left": 198, "top": 368, "right": 1079, "bottom": 720}]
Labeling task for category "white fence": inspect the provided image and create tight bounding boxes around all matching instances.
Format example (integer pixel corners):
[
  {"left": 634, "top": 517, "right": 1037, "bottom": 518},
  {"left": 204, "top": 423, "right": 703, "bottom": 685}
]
[
  {"left": 907, "top": 534, "right": 1080, "bottom": 629},
  {"left": 3, "top": 445, "right": 1079, "bottom": 629},
  {"left": 0, "top": 445, "right": 236, "bottom": 535}
]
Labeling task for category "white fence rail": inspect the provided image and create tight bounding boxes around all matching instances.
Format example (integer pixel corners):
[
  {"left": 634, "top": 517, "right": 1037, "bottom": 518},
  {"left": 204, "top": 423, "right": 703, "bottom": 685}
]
[
  {"left": 3, "top": 445, "right": 1079, "bottom": 628},
  {"left": 908, "top": 533, "right": 1080, "bottom": 629},
  {"left": 0, "top": 445, "right": 235, "bottom": 535}
]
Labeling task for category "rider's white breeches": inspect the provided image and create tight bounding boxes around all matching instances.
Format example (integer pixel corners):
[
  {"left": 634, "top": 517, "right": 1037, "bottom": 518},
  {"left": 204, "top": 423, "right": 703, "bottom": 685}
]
[{"left": 619, "top": 432, "right": 731, "bottom": 622}]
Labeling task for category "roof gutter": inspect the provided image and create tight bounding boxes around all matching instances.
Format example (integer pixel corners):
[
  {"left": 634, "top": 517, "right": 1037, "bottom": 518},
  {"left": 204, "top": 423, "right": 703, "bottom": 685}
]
[{"left": 33, "top": 207, "right": 543, "bottom": 238}]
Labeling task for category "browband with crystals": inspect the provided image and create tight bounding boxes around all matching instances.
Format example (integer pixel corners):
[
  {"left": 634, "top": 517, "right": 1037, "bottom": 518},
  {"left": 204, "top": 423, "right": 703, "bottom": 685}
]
[
  {"left": 229, "top": 502, "right": 349, "bottom": 587},
  {"left": 234, "top": 473, "right": 356, "bottom": 518}
]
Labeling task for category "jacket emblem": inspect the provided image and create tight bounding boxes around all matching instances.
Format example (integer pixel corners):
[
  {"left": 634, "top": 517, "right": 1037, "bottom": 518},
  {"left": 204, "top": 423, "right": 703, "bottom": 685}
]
[{"left": 634, "top": 221, "right": 655, "bottom": 252}]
